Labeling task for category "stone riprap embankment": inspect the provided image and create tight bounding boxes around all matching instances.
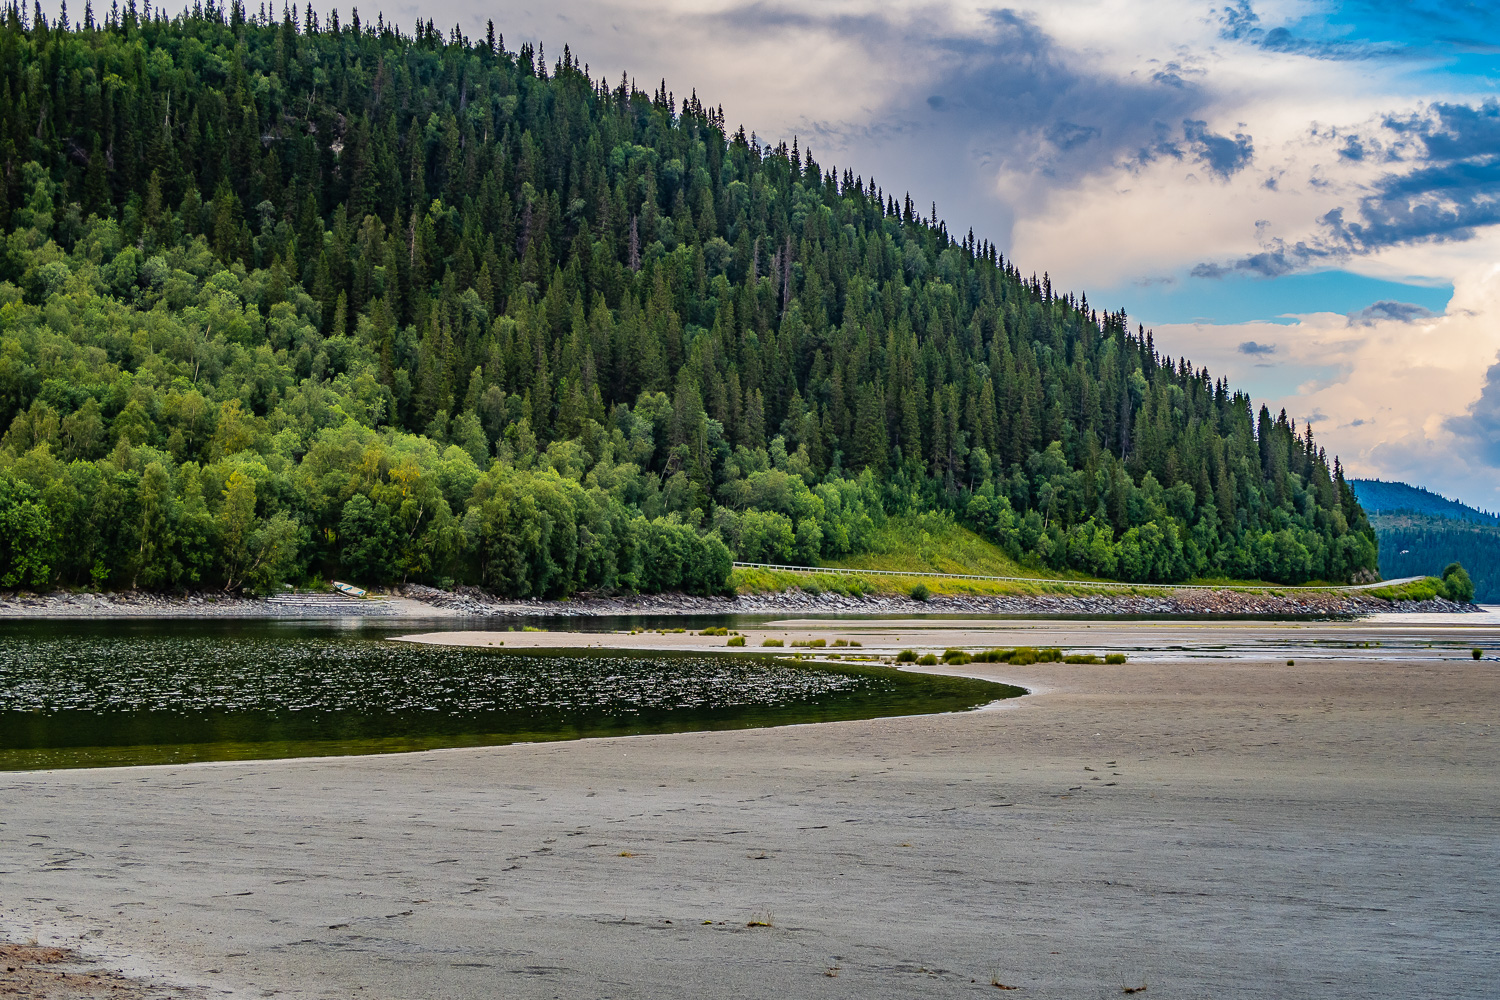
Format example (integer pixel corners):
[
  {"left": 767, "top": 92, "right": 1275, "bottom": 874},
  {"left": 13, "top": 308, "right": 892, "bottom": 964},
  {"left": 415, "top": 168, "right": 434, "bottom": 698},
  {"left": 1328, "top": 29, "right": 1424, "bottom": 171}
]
[
  {"left": 402, "top": 584, "right": 1477, "bottom": 617},
  {"left": 0, "top": 583, "right": 1477, "bottom": 618}
]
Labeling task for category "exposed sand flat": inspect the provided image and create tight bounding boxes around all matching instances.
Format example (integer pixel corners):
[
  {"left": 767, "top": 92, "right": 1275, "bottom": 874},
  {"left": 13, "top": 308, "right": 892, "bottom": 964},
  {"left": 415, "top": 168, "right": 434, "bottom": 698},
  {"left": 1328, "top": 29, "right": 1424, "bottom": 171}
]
[
  {"left": 398, "top": 610, "right": 1500, "bottom": 661},
  {"left": 2, "top": 641, "right": 1497, "bottom": 998}
]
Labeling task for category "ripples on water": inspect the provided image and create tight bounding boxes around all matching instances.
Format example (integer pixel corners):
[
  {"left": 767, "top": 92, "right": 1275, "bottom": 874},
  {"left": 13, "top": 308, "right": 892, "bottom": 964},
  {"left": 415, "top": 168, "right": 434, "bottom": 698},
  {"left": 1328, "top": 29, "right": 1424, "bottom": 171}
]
[{"left": 0, "top": 623, "right": 1015, "bottom": 769}]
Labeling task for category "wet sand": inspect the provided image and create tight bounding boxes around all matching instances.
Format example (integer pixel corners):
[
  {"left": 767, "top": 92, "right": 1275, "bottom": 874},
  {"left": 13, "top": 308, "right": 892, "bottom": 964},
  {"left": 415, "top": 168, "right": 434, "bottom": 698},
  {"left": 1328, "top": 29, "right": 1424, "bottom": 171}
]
[
  {"left": 397, "top": 611, "right": 1500, "bottom": 662},
  {"left": 2, "top": 632, "right": 1497, "bottom": 998}
]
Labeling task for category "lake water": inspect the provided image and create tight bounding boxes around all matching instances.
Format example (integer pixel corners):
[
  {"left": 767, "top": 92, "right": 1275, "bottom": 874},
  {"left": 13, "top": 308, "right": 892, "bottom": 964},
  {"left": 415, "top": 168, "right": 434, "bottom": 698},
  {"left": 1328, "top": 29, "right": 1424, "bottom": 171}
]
[{"left": 0, "top": 620, "right": 1018, "bottom": 770}]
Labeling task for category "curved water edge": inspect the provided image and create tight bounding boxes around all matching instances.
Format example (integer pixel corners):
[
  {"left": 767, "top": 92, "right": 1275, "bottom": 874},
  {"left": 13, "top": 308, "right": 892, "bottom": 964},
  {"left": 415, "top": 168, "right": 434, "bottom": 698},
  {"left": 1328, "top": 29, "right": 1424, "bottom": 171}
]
[{"left": 0, "top": 619, "right": 1021, "bottom": 771}]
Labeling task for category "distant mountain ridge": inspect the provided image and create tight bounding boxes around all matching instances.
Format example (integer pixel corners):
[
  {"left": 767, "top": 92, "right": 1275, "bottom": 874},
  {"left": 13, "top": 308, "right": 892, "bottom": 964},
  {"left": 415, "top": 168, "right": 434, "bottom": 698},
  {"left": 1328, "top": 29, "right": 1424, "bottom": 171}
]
[{"left": 1349, "top": 479, "right": 1500, "bottom": 525}]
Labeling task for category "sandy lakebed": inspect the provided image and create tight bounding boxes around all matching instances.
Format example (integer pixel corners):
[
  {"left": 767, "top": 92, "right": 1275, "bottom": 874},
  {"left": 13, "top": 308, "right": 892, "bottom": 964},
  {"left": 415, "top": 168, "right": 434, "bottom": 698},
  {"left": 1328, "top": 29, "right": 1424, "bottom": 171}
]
[{"left": 1, "top": 614, "right": 1497, "bottom": 998}]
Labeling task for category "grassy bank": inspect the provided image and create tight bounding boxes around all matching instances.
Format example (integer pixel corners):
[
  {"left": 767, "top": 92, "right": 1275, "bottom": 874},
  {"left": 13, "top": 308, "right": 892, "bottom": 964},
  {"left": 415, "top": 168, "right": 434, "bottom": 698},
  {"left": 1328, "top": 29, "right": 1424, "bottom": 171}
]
[
  {"left": 1364, "top": 576, "right": 1448, "bottom": 602},
  {"left": 732, "top": 515, "right": 1377, "bottom": 598},
  {"left": 822, "top": 516, "right": 1047, "bottom": 579}
]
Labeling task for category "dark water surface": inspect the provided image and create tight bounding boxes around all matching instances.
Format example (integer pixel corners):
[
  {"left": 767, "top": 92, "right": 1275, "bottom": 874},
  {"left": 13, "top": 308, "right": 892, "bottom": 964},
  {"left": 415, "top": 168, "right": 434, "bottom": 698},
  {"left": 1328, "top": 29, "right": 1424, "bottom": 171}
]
[{"left": 0, "top": 620, "right": 1017, "bottom": 770}]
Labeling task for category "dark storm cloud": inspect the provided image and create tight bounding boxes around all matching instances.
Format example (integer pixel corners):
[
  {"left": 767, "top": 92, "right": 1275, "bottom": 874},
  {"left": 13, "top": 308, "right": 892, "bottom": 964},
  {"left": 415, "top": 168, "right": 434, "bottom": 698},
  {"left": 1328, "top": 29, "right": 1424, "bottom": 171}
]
[
  {"left": 697, "top": 5, "right": 1230, "bottom": 246},
  {"left": 1196, "top": 100, "right": 1500, "bottom": 276},
  {"left": 763, "top": 7, "right": 1215, "bottom": 185},
  {"left": 1324, "top": 102, "right": 1500, "bottom": 250},
  {"left": 1183, "top": 119, "right": 1255, "bottom": 176},
  {"left": 1346, "top": 300, "right": 1438, "bottom": 325},
  {"left": 1192, "top": 241, "right": 1320, "bottom": 278},
  {"left": 1347, "top": 103, "right": 1500, "bottom": 228},
  {"left": 1216, "top": 0, "right": 1402, "bottom": 60}
]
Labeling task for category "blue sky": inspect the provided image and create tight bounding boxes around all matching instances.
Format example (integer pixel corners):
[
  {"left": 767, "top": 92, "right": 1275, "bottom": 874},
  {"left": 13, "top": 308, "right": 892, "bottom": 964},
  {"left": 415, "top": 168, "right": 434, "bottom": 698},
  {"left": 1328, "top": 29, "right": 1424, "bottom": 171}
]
[
  {"left": 1102, "top": 269, "right": 1453, "bottom": 328},
  {"left": 84, "top": 0, "right": 1500, "bottom": 506}
]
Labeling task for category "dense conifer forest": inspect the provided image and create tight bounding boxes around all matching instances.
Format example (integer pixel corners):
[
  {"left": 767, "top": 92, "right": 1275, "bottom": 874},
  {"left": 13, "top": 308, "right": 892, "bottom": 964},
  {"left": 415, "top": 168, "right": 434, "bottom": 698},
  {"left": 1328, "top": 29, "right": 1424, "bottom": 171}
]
[
  {"left": 0, "top": 4, "right": 1379, "bottom": 594},
  {"left": 1368, "top": 513, "right": 1495, "bottom": 603}
]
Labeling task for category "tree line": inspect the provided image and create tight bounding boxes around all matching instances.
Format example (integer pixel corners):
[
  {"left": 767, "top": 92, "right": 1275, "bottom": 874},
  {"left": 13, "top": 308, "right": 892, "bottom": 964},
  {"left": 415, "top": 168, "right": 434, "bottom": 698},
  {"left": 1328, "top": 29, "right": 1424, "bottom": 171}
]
[{"left": 0, "top": 5, "right": 1378, "bottom": 593}]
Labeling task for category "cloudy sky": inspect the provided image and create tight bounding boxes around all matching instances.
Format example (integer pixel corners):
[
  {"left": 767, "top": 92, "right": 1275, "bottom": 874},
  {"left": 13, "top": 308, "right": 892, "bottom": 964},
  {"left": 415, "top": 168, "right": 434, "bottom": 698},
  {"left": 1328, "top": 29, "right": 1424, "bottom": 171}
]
[{"left": 365, "top": 3, "right": 1500, "bottom": 508}]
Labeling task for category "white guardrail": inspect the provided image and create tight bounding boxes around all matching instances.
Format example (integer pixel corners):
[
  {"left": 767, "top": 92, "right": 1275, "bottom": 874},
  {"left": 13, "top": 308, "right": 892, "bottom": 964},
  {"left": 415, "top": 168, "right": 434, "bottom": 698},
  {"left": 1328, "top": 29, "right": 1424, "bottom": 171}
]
[{"left": 730, "top": 562, "right": 1421, "bottom": 594}]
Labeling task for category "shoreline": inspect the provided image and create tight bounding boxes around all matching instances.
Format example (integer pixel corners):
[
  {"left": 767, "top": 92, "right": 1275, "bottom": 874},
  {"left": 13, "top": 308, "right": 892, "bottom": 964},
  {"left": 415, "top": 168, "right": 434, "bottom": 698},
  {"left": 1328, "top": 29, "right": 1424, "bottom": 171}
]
[{"left": 0, "top": 582, "right": 1480, "bottom": 619}]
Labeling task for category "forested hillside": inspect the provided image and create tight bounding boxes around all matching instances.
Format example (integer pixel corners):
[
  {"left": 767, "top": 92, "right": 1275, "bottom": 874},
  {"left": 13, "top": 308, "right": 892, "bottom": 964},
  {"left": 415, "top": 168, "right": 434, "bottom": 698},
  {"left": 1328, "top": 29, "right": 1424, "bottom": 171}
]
[
  {"left": 1350, "top": 479, "right": 1499, "bottom": 525},
  {"left": 1369, "top": 513, "right": 1498, "bottom": 603},
  {"left": 0, "top": 5, "right": 1378, "bottom": 594}
]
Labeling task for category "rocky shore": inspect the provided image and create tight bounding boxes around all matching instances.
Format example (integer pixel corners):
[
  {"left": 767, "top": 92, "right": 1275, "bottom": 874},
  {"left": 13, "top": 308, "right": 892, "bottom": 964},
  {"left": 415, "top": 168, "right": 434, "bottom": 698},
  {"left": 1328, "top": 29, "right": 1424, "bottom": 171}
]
[
  {"left": 403, "top": 583, "right": 1478, "bottom": 617},
  {"left": 0, "top": 582, "right": 1478, "bottom": 618}
]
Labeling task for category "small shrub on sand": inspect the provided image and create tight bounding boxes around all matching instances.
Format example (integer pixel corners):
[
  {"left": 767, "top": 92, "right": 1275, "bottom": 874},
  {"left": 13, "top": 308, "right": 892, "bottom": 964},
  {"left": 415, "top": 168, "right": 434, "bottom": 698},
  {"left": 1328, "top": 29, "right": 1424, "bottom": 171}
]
[
  {"left": 727, "top": 636, "right": 746, "bottom": 646},
  {"left": 761, "top": 638, "right": 784, "bottom": 647},
  {"left": 1104, "top": 653, "right": 1128, "bottom": 664},
  {"left": 832, "top": 639, "right": 849, "bottom": 647},
  {"left": 896, "top": 649, "right": 918, "bottom": 662},
  {"left": 699, "top": 626, "right": 728, "bottom": 636},
  {"left": 910, "top": 583, "right": 931, "bottom": 602},
  {"left": 1474, "top": 648, "right": 1484, "bottom": 660},
  {"left": 916, "top": 653, "right": 939, "bottom": 666},
  {"left": 1063, "top": 653, "right": 1101, "bottom": 664},
  {"left": 791, "top": 638, "right": 827, "bottom": 648}
]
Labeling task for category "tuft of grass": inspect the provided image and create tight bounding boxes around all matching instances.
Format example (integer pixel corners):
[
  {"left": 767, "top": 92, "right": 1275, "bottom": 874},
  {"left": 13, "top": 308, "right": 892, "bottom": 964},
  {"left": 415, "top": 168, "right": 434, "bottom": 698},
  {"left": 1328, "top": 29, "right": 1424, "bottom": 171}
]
[
  {"left": 895, "top": 649, "right": 918, "bottom": 663},
  {"left": 1063, "top": 653, "right": 1101, "bottom": 664},
  {"left": 726, "top": 635, "right": 745, "bottom": 646},
  {"left": 1287, "top": 659, "right": 1295, "bottom": 666},
  {"left": 791, "top": 638, "right": 827, "bottom": 648},
  {"left": 761, "top": 638, "right": 784, "bottom": 647},
  {"left": 521, "top": 625, "right": 545, "bottom": 632},
  {"left": 699, "top": 626, "right": 729, "bottom": 636},
  {"left": 910, "top": 582, "right": 931, "bottom": 602},
  {"left": 1474, "top": 647, "right": 1484, "bottom": 660},
  {"left": 1104, "top": 653, "right": 1128, "bottom": 664},
  {"left": 916, "top": 653, "right": 939, "bottom": 666}
]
